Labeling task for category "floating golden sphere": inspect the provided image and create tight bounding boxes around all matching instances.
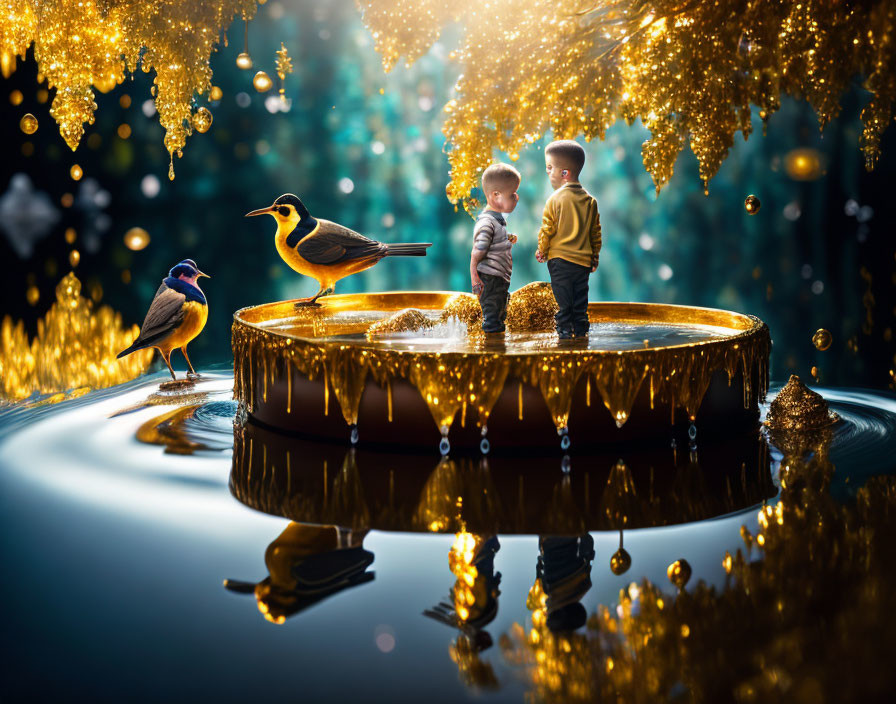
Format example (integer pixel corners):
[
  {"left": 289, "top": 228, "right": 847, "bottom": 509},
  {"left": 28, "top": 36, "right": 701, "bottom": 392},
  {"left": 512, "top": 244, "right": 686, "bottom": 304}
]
[
  {"left": 744, "top": 195, "right": 761, "bottom": 214},
  {"left": 610, "top": 548, "right": 632, "bottom": 575},
  {"left": 64, "top": 228, "right": 77, "bottom": 244},
  {"left": 209, "top": 86, "right": 223, "bottom": 101},
  {"left": 253, "top": 70, "right": 273, "bottom": 92},
  {"left": 124, "top": 227, "right": 150, "bottom": 251},
  {"left": 667, "top": 559, "right": 692, "bottom": 590},
  {"left": 812, "top": 328, "right": 832, "bottom": 351},
  {"left": 69, "top": 249, "right": 80, "bottom": 267},
  {"left": 236, "top": 52, "right": 253, "bottom": 70},
  {"left": 9, "top": 89, "right": 23, "bottom": 106},
  {"left": 70, "top": 164, "right": 83, "bottom": 181},
  {"left": 192, "top": 107, "right": 213, "bottom": 134},
  {"left": 26, "top": 285, "right": 40, "bottom": 306},
  {"left": 19, "top": 113, "right": 38, "bottom": 134}
]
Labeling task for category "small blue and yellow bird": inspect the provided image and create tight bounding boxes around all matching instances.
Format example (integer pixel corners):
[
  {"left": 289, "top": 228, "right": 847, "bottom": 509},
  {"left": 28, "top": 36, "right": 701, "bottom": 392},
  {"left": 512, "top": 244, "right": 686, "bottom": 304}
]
[
  {"left": 245, "top": 194, "right": 432, "bottom": 305},
  {"left": 117, "top": 259, "right": 210, "bottom": 380}
]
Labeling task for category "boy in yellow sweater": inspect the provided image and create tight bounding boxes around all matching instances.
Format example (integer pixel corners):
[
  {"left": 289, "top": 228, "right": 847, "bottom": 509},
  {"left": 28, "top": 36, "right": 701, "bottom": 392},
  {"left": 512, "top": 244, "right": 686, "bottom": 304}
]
[{"left": 535, "top": 140, "right": 602, "bottom": 339}]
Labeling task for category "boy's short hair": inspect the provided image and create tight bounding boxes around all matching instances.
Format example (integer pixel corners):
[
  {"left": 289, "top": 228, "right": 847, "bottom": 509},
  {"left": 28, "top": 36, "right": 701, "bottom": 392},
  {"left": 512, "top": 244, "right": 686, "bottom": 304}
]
[
  {"left": 545, "top": 140, "right": 586, "bottom": 176},
  {"left": 482, "top": 163, "right": 521, "bottom": 193}
]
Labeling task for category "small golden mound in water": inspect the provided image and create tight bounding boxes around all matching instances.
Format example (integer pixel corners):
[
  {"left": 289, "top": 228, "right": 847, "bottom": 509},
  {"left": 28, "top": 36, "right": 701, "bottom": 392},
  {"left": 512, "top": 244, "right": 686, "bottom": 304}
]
[
  {"left": 366, "top": 308, "right": 434, "bottom": 338},
  {"left": 438, "top": 293, "right": 482, "bottom": 328},
  {"left": 765, "top": 375, "right": 839, "bottom": 431},
  {"left": 506, "top": 281, "right": 558, "bottom": 333}
]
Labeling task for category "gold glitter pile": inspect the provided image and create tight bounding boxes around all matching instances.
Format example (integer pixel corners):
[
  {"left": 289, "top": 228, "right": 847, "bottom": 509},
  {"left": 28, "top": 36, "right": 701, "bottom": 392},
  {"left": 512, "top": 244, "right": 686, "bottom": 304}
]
[
  {"left": 505, "top": 282, "right": 557, "bottom": 333},
  {"left": 358, "top": 0, "right": 896, "bottom": 209},
  {"left": 438, "top": 293, "right": 482, "bottom": 328},
  {"left": 0, "top": 0, "right": 257, "bottom": 176},
  {"left": 765, "top": 374, "right": 839, "bottom": 431},
  {"left": 366, "top": 307, "right": 434, "bottom": 338},
  {"left": 0, "top": 273, "right": 153, "bottom": 403}
]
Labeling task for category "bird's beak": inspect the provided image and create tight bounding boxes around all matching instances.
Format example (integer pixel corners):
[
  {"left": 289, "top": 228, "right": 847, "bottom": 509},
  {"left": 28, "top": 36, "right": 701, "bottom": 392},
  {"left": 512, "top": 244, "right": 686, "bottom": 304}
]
[
  {"left": 198, "top": 270, "right": 211, "bottom": 279},
  {"left": 245, "top": 205, "right": 276, "bottom": 217}
]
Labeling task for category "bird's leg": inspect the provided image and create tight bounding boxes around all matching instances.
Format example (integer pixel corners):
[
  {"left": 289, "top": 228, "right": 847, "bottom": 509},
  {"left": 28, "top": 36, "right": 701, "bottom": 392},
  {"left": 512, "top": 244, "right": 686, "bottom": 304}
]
[
  {"left": 295, "top": 285, "right": 326, "bottom": 307},
  {"left": 182, "top": 346, "right": 199, "bottom": 379},
  {"left": 160, "top": 349, "right": 177, "bottom": 380}
]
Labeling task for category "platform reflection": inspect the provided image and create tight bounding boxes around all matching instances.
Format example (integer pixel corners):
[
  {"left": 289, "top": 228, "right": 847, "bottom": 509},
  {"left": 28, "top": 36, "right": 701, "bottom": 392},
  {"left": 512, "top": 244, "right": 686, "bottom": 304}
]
[{"left": 229, "top": 420, "right": 775, "bottom": 534}]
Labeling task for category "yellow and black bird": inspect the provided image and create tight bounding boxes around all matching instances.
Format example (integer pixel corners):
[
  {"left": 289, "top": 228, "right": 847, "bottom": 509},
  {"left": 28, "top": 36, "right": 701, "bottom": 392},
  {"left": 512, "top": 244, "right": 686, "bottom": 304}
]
[
  {"left": 117, "top": 259, "right": 210, "bottom": 380},
  {"left": 245, "top": 194, "right": 432, "bottom": 305}
]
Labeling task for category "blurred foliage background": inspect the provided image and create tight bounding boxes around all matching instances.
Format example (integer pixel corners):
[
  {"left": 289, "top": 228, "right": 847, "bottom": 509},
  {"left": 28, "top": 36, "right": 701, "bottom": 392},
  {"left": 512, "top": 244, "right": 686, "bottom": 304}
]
[{"left": 1, "top": 0, "right": 894, "bottom": 387}]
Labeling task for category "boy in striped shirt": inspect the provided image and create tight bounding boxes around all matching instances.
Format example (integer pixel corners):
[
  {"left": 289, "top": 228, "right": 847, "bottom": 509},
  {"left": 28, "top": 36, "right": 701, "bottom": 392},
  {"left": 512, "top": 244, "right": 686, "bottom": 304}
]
[{"left": 471, "top": 163, "right": 520, "bottom": 333}]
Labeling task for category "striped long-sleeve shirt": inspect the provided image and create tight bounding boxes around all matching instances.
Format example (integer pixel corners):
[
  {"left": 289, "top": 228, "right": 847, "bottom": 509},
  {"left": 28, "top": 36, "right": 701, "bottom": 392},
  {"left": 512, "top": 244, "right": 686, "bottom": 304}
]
[{"left": 473, "top": 210, "right": 513, "bottom": 282}]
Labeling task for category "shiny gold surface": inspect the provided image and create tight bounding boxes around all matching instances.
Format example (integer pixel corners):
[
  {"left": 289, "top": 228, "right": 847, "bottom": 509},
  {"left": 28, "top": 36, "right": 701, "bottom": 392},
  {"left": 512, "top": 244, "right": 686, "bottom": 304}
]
[
  {"left": 0, "top": 272, "right": 152, "bottom": 402},
  {"left": 232, "top": 291, "right": 769, "bottom": 435}
]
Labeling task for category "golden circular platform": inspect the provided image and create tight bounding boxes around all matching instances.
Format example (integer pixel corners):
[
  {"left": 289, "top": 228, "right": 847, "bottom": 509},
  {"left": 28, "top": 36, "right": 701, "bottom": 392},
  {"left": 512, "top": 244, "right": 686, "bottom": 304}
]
[{"left": 232, "top": 289, "right": 770, "bottom": 452}]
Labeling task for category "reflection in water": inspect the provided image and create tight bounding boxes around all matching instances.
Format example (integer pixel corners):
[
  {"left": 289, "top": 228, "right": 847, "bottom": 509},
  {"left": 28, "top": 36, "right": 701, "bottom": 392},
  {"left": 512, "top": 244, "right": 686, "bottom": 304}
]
[
  {"left": 135, "top": 401, "right": 237, "bottom": 454},
  {"left": 424, "top": 533, "right": 503, "bottom": 690},
  {"left": 499, "top": 416, "right": 896, "bottom": 702},
  {"left": 224, "top": 521, "right": 374, "bottom": 624},
  {"left": 230, "top": 419, "right": 775, "bottom": 534},
  {"left": 500, "top": 535, "right": 595, "bottom": 700}
]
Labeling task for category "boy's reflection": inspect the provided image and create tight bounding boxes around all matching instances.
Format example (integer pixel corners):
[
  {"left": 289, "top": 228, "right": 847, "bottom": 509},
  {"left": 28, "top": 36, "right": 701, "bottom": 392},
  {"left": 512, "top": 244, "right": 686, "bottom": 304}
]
[
  {"left": 425, "top": 533, "right": 502, "bottom": 688},
  {"left": 224, "top": 522, "right": 374, "bottom": 624},
  {"left": 535, "top": 534, "right": 595, "bottom": 632}
]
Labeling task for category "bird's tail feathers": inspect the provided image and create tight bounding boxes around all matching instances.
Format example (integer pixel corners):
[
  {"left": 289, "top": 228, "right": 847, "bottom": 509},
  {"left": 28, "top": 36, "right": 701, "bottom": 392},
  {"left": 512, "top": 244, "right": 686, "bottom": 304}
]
[{"left": 385, "top": 242, "right": 432, "bottom": 257}]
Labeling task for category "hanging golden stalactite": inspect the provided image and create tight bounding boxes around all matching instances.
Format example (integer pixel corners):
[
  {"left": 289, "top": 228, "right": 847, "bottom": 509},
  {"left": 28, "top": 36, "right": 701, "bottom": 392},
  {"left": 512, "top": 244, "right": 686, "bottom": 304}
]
[
  {"left": 358, "top": 0, "right": 896, "bottom": 210},
  {"left": 0, "top": 1, "right": 258, "bottom": 166}
]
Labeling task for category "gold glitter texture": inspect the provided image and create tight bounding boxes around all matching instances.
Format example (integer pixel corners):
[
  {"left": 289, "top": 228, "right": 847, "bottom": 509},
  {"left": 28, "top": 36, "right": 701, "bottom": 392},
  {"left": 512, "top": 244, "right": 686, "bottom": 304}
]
[
  {"left": 0, "top": 273, "right": 152, "bottom": 402},
  {"left": 0, "top": 1, "right": 257, "bottom": 166},
  {"left": 764, "top": 374, "right": 838, "bottom": 432},
  {"left": 358, "top": 0, "right": 896, "bottom": 209}
]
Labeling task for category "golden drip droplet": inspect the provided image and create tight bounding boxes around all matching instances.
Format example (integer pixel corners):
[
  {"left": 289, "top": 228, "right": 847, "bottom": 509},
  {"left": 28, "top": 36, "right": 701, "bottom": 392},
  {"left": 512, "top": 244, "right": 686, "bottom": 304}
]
[
  {"left": 70, "top": 164, "right": 83, "bottom": 181},
  {"left": 812, "top": 328, "right": 832, "bottom": 351},
  {"left": 667, "top": 559, "right": 692, "bottom": 589},
  {"left": 192, "top": 107, "right": 213, "bottom": 134},
  {"left": 19, "top": 113, "right": 38, "bottom": 134},
  {"left": 168, "top": 154, "right": 175, "bottom": 181},
  {"left": 253, "top": 70, "right": 273, "bottom": 93},
  {"left": 69, "top": 249, "right": 80, "bottom": 268},
  {"left": 209, "top": 86, "right": 223, "bottom": 101},
  {"left": 236, "top": 52, "right": 253, "bottom": 70},
  {"left": 744, "top": 194, "right": 761, "bottom": 214}
]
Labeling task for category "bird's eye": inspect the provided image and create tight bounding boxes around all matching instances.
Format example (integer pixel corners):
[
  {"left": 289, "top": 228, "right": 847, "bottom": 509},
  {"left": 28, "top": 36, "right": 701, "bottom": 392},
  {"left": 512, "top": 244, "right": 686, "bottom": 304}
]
[{"left": 278, "top": 206, "right": 290, "bottom": 216}]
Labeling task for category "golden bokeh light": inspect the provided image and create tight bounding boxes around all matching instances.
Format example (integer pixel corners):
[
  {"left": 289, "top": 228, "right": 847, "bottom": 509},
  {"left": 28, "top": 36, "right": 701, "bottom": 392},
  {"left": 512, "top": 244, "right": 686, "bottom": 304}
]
[
  {"left": 784, "top": 148, "right": 823, "bottom": 181},
  {"left": 70, "top": 164, "right": 83, "bottom": 181},
  {"left": 124, "top": 227, "right": 151, "bottom": 251},
  {"left": 9, "top": 88, "right": 23, "bottom": 105},
  {"left": 209, "top": 85, "right": 223, "bottom": 101}
]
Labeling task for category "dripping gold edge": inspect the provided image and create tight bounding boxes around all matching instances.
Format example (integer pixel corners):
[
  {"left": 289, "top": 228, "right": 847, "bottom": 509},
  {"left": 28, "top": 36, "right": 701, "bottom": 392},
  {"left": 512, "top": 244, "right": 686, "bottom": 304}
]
[{"left": 232, "top": 293, "right": 771, "bottom": 450}]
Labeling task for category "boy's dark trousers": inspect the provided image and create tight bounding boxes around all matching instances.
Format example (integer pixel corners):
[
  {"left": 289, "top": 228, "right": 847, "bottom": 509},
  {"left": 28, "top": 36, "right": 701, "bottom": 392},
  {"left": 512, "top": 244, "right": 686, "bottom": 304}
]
[
  {"left": 548, "top": 258, "right": 591, "bottom": 337},
  {"left": 479, "top": 272, "right": 510, "bottom": 333}
]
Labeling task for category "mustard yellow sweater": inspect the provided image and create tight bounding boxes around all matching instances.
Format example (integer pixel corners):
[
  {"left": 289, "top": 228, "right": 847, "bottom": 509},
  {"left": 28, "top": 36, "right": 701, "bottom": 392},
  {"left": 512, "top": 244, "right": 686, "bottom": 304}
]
[{"left": 536, "top": 182, "right": 602, "bottom": 268}]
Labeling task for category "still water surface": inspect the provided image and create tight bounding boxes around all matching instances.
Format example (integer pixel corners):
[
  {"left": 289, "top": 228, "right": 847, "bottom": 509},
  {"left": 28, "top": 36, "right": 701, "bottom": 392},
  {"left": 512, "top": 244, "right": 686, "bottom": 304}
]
[{"left": 1, "top": 373, "right": 894, "bottom": 701}]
